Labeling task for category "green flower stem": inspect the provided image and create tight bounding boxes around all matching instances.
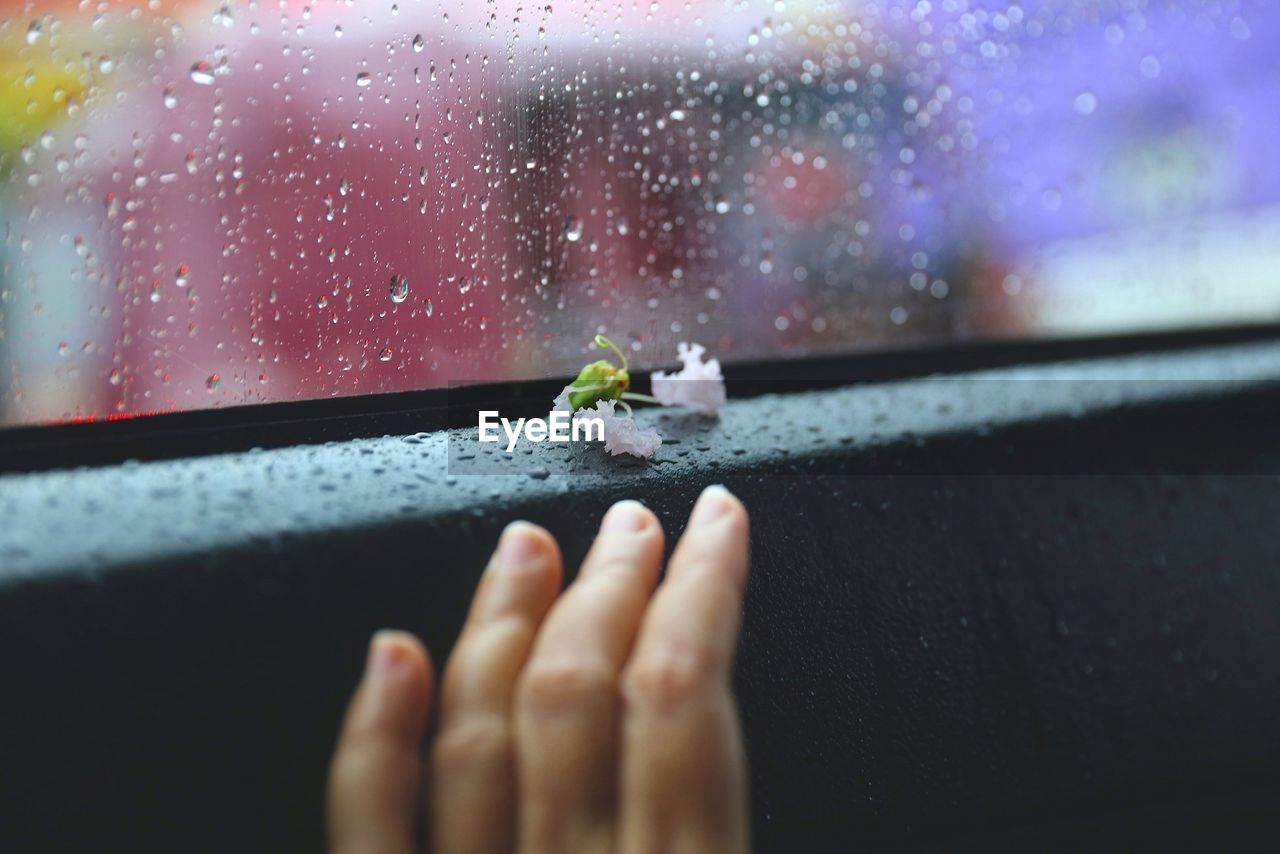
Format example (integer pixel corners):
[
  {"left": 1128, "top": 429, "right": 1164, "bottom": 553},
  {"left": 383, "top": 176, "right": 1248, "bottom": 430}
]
[{"left": 594, "top": 334, "right": 629, "bottom": 372}]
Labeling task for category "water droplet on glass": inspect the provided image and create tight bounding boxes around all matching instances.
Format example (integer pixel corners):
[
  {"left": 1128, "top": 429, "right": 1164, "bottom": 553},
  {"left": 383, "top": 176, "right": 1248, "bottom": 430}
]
[
  {"left": 175, "top": 264, "right": 191, "bottom": 287},
  {"left": 564, "top": 215, "right": 584, "bottom": 242},
  {"left": 413, "top": 34, "right": 425, "bottom": 52},
  {"left": 190, "top": 62, "right": 215, "bottom": 85},
  {"left": 378, "top": 347, "right": 394, "bottom": 362},
  {"left": 206, "top": 373, "right": 221, "bottom": 390},
  {"left": 163, "top": 86, "right": 178, "bottom": 109},
  {"left": 1074, "top": 90, "right": 1097, "bottom": 116},
  {"left": 389, "top": 275, "right": 410, "bottom": 304},
  {"left": 26, "top": 20, "right": 42, "bottom": 45},
  {"left": 355, "top": 72, "right": 372, "bottom": 88}
]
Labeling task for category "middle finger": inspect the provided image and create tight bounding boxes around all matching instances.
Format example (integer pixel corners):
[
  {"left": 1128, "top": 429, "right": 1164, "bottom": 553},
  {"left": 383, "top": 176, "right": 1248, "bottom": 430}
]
[{"left": 514, "top": 500, "right": 664, "bottom": 853}]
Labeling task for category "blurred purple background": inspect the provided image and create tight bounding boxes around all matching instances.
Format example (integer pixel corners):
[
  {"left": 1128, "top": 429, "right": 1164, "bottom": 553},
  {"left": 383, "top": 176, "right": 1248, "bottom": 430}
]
[{"left": 1, "top": 0, "right": 1277, "bottom": 425}]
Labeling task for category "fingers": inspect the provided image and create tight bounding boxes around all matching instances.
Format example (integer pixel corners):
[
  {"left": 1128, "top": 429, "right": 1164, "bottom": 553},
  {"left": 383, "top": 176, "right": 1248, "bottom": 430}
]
[
  {"left": 431, "top": 522, "right": 563, "bottom": 854},
  {"left": 328, "top": 631, "right": 434, "bottom": 854},
  {"left": 515, "top": 500, "right": 665, "bottom": 852},
  {"left": 328, "top": 491, "right": 751, "bottom": 854},
  {"left": 619, "top": 485, "right": 752, "bottom": 853}
]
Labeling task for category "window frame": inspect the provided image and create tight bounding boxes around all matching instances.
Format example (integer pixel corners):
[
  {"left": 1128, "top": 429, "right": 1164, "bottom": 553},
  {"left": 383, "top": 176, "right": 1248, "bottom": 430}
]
[
  {"left": 3, "top": 328, "right": 1280, "bottom": 850},
  {"left": 1, "top": 322, "right": 1277, "bottom": 473}
]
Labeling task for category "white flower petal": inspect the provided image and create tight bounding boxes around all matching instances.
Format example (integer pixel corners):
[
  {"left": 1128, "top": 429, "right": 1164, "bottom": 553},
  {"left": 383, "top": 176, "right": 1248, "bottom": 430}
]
[
  {"left": 573, "top": 400, "right": 662, "bottom": 459},
  {"left": 650, "top": 341, "right": 726, "bottom": 416},
  {"left": 550, "top": 384, "right": 574, "bottom": 416}
]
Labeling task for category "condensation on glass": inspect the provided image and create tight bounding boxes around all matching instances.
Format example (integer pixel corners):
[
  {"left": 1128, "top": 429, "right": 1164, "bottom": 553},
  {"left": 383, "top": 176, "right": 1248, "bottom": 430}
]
[{"left": 0, "top": 1, "right": 1276, "bottom": 425}]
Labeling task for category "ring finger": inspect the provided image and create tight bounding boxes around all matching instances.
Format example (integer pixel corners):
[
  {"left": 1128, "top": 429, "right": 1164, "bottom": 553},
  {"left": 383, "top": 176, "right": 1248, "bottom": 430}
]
[{"left": 430, "top": 522, "right": 563, "bottom": 854}]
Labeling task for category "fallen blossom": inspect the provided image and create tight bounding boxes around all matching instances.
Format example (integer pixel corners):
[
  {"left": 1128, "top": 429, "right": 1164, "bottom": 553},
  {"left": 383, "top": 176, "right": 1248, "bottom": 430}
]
[
  {"left": 551, "top": 384, "right": 573, "bottom": 416},
  {"left": 650, "top": 342, "right": 726, "bottom": 416},
  {"left": 574, "top": 400, "right": 662, "bottom": 459},
  {"left": 550, "top": 336, "right": 633, "bottom": 415}
]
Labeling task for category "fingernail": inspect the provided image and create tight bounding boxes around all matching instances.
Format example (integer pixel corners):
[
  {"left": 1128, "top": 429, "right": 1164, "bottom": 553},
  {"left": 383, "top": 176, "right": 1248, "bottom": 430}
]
[
  {"left": 367, "top": 630, "right": 409, "bottom": 678},
  {"left": 600, "top": 499, "right": 649, "bottom": 533},
  {"left": 496, "top": 521, "right": 542, "bottom": 565},
  {"left": 688, "top": 484, "right": 736, "bottom": 528}
]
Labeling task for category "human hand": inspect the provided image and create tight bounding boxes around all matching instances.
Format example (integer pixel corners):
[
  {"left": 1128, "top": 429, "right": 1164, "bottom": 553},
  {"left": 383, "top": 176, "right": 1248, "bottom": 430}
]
[{"left": 327, "top": 484, "right": 751, "bottom": 853}]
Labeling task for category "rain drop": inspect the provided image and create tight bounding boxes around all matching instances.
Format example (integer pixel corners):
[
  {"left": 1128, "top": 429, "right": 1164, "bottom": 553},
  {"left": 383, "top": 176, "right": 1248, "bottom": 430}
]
[
  {"left": 389, "top": 275, "right": 410, "bottom": 304},
  {"left": 189, "top": 62, "right": 215, "bottom": 86},
  {"left": 564, "top": 215, "right": 584, "bottom": 242}
]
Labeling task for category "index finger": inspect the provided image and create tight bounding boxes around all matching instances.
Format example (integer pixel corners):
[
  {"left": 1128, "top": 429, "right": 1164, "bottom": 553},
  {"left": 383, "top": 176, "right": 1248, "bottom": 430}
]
[
  {"left": 628, "top": 484, "right": 749, "bottom": 696},
  {"left": 618, "top": 485, "right": 751, "bottom": 853}
]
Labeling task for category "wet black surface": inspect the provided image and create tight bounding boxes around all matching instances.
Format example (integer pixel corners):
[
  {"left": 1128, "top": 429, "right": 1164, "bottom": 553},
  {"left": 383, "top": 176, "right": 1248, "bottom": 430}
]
[{"left": 2, "top": 341, "right": 1280, "bottom": 851}]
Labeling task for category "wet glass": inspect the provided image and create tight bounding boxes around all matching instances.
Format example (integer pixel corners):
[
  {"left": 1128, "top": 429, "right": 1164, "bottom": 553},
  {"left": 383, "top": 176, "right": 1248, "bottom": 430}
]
[{"left": 1, "top": 1, "right": 1277, "bottom": 426}]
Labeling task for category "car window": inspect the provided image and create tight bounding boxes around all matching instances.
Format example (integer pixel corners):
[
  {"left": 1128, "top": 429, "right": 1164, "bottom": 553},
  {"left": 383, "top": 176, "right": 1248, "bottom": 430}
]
[{"left": 1, "top": 1, "right": 1276, "bottom": 426}]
